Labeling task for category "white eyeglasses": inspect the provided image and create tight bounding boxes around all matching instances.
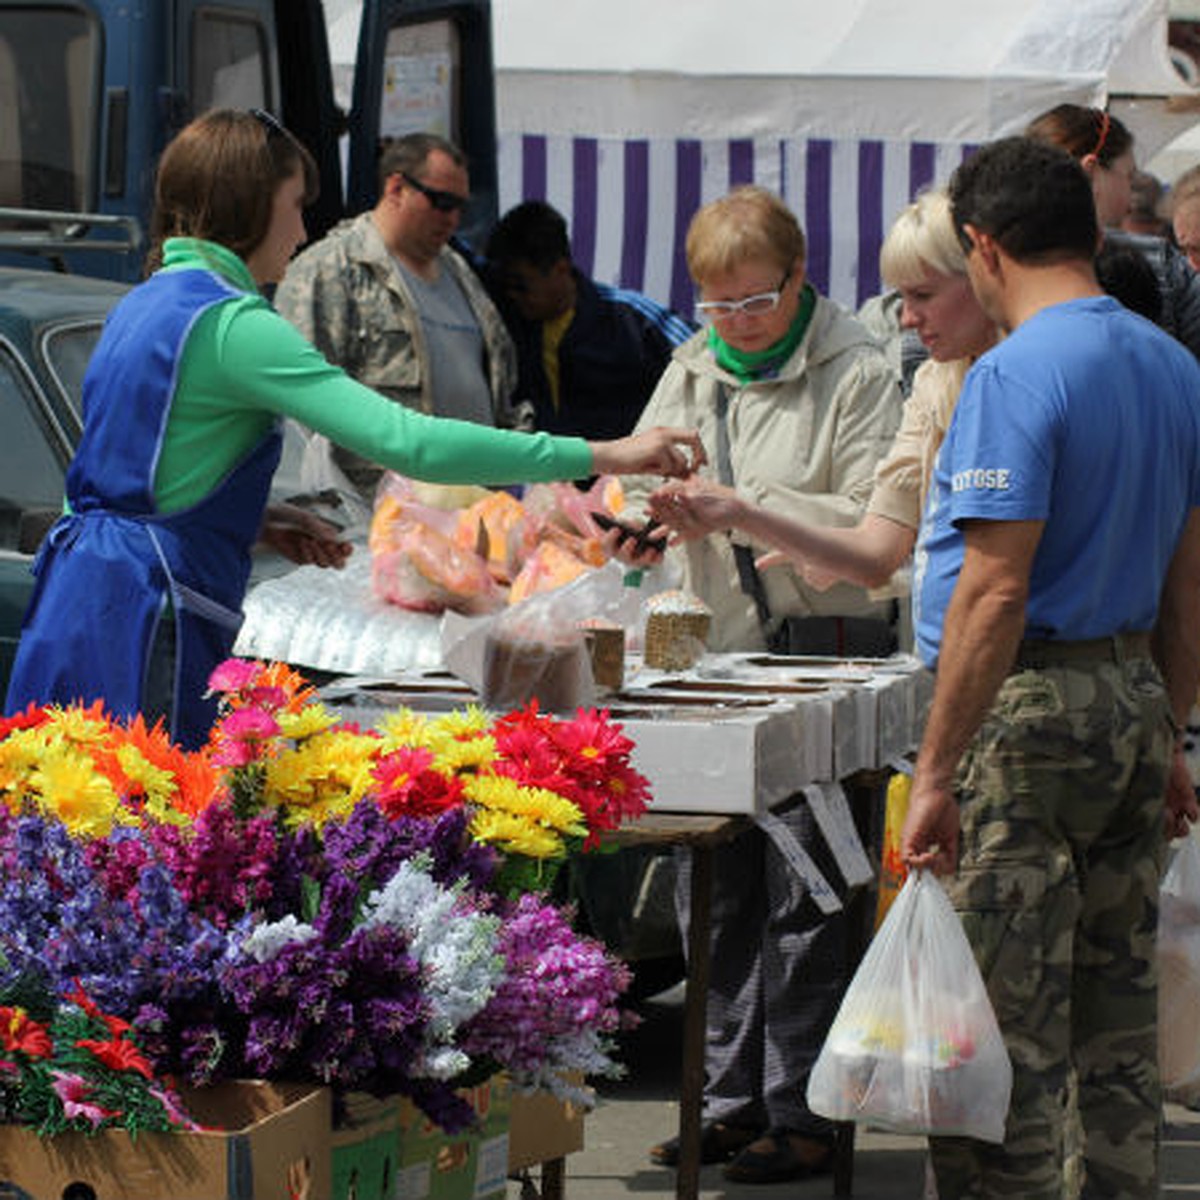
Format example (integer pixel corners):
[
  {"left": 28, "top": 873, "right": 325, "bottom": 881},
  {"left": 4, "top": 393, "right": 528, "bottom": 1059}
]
[{"left": 695, "top": 271, "right": 790, "bottom": 323}]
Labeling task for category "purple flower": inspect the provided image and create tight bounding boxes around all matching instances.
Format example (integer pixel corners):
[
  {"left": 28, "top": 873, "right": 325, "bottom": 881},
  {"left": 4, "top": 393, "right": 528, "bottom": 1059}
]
[{"left": 461, "top": 893, "right": 631, "bottom": 1097}]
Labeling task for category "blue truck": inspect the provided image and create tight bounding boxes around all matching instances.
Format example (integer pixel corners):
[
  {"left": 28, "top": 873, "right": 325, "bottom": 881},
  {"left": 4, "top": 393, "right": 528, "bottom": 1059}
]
[{"left": 0, "top": 0, "right": 497, "bottom": 279}]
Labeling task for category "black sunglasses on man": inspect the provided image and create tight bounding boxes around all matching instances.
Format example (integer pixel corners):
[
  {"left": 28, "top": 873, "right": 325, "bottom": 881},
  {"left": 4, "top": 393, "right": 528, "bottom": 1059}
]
[{"left": 401, "top": 172, "right": 468, "bottom": 214}]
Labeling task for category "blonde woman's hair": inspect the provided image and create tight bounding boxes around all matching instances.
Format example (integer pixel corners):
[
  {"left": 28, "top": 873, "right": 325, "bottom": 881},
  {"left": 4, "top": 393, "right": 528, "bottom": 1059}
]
[
  {"left": 880, "top": 190, "right": 965, "bottom": 289},
  {"left": 685, "top": 185, "right": 805, "bottom": 284}
]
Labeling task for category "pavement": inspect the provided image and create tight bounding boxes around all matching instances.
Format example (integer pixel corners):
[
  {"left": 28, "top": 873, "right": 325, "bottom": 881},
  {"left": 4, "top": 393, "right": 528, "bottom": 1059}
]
[{"left": 506, "top": 983, "right": 1200, "bottom": 1200}]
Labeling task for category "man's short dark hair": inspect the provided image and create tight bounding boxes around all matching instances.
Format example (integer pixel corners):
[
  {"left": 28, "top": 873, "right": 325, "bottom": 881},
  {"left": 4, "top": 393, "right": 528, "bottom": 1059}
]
[
  {"left": 949, "top": 136, "right": 1098, "bottom": 265},
  {"left": 377, "top": 132, "right": 466, "bottom": 194},
  {"left": 1095, "top": 241, "right": 1162, "bottom": 324},
  {"left": 485, "top": 200, "right": 572, "bottom": 272}
]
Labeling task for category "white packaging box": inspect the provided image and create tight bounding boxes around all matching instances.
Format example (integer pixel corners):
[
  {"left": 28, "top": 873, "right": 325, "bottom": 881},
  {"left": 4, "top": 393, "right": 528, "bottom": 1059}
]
[{"left": 616, "top": 693, "right": 831, "bottom": 814}]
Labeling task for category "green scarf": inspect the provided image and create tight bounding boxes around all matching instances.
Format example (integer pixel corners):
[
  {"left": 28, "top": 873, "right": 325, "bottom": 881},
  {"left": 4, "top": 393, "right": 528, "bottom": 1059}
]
[{"left": 707, "top": 284, "right": 816, "bottom": 383}]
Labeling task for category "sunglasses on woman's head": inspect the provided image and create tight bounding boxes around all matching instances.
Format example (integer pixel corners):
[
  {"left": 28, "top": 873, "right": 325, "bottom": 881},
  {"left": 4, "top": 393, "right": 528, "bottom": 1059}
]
[
  {"left": 401, "top": 172, "right": 468, "bottom": 214},
  {"left": 249, "top": 107, "right": 285, "bottom": 139}
]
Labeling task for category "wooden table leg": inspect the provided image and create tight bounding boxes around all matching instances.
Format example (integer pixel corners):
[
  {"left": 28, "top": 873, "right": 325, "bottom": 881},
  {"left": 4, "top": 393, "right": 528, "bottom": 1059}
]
[
  {"left": 676, "top": 841, "right": 714, "bottom": 1200},
  {"left": 540, "top": 1156, "right": 565, "bottom": 1200}
]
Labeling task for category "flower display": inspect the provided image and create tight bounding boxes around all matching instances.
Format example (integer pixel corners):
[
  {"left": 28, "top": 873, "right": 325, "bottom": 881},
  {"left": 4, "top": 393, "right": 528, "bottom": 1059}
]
[
  {"left": 0, "top": 979, "right": 197, "bottom": 1136},
  {"left": 0, "top": 659, "right": 648, "bottom": 1136}
]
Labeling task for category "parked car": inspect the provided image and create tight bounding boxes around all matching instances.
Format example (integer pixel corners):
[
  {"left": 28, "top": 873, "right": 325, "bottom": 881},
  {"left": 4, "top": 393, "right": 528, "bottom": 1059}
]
[{"left": 0, "top": 266, "right": 129, "bottom": 686}]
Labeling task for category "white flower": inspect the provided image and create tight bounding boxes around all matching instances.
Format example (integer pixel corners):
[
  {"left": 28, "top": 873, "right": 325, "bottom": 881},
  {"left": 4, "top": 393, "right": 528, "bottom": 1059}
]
[
  {"left": 239, "top": 914, "right": 318, "bottom": 963},
  {"left": 361, "top": 854, "right": 505, "bottom": 1074}
]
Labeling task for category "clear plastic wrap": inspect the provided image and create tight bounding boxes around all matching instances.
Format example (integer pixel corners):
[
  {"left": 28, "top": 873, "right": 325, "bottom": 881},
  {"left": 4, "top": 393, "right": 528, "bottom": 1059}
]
[{"left": 442, "top": 561, "right": 639, "bottom": 712}]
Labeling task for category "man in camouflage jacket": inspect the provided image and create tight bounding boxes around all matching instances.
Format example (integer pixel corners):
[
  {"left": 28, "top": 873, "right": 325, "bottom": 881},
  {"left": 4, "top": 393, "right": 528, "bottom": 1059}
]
[{"left": 276, "top": 132, "right": 517, "bottom": 503}]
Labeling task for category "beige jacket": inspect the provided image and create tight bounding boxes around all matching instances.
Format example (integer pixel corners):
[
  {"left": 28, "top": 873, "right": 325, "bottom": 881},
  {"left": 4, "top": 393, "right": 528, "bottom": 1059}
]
[
  {"left": 867, "top": 356, "right": 967, "bottom": 530},
  {"left": 625, "top": 294, "right": 902, "bottom": 651}
]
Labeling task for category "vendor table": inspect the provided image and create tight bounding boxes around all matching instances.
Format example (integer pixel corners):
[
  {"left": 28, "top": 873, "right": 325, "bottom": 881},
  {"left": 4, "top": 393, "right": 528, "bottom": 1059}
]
[{"left": 318, "top": 654, "right": 929, "bottom": 1199}]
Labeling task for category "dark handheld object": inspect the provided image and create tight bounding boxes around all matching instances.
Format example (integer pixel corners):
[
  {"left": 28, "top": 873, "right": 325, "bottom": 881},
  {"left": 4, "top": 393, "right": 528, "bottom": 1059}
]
[{"left": 591, "top": 511, "right": 668, "bottom": 554}]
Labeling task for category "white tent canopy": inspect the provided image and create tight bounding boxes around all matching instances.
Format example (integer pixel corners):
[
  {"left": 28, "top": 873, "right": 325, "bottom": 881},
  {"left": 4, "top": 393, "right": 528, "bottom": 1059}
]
[
  {"left": 488, "top": 0, "right": 1194, "bottom": 309},
  {"left": 325, "top": 2, "right": 1197, "bottom": 306},
  {"left": 494, "top": 0, "right": 1185, "bottom": 143}
]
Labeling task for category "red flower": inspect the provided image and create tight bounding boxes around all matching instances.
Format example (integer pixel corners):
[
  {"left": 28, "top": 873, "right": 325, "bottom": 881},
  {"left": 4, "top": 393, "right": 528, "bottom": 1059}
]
[
  {"left": 66, "top": 979, "right": 101, "bottom": 1020},
  {"left": 0, "top": 1007, "right": 53, "bottom": 1058},
  {"left": 551, "top": 707, "right": 636, "bottom": 779},
  {"left": 75, "top": 1037, "right": 155, "bottom": 1079},
  {"left": 0, "top": 701, "right": 52, "bottom": 739},
  {"left": 373, "top": 748, "right": 466, "bottom": 819}
]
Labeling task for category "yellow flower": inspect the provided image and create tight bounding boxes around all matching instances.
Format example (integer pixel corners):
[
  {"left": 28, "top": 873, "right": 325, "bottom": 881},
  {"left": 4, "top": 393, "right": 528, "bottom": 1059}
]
[
  {"left": 429, "top": 732, "right": 496, "bottom": 775},
  {"left": 277, "top": 703, "right": 339, "bottom": 741},
  {"left": 432, "top": 706, "right": 492, "bottom": 739},
  {"left": 45, "top": 705, "right": 111, "bottom": 747},
  {"left": 1, "top": 727, "right": 54, "bottom": 782},
  {"left": 378, "top": 707, "right": 431, "bottom": 750},
  {"left": 29, "top": 746, "right": 123, "bottom": 837},
  {"left": 263, "top": 729, "right": 378, "bottom": 829},
  {"left": 469, "top": 809, "right": 565, "bottom": 859},
  {"left": 115, "top": 744, "right": 183, "bottom": 824},
  {"left": 423, "top": 704, "right": 496, "bottom": 772},
  {"left": 464, "top": 774, "right": 586, "bottom": 838}
]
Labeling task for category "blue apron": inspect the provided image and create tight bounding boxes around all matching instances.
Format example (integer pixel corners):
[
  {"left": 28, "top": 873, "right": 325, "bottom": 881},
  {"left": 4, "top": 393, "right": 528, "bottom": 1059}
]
[{"left": 5, "top": 269, "right": 282, "bottom": 748}]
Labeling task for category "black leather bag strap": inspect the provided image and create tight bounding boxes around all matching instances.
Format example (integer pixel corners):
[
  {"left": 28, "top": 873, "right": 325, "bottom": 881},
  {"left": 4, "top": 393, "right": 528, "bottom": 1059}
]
[{"left": 715, "top": 383, "right": 776, "bottom": 637}]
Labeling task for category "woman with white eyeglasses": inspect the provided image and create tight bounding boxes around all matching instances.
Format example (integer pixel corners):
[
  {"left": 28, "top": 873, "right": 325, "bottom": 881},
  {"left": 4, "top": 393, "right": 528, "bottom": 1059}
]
[
  {"left": 617, "top": 185, "right": 902, "bottom": 1185},
  {"left": 646, "top": 189, "right": 997, "bottom": 598},
  {"left": 617, "top": 185, "right": 902, "bottom": 658}
]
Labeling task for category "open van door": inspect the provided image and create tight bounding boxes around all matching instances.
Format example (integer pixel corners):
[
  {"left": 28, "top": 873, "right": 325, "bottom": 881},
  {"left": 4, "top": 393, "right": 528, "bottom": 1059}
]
[
  {"left": 167, "top": 0, "right": 347, "bottom": 250},
  {"left": 0, "top": 0, "right": 347, "bottom": 277},
  {"left": 347, "top": 0, "right": 496, "bottom": 247}
]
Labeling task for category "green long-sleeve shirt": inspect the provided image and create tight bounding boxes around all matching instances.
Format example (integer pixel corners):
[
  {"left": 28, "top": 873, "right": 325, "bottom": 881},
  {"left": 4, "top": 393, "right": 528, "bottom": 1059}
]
[{"left": 153, "top": 238, "right": 593, "bottom": 511}]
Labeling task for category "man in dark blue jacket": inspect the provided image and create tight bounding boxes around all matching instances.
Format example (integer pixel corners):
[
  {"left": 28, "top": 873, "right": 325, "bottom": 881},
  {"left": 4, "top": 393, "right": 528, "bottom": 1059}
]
[{"left": 485, "top": 201, "right": 694, "bottom": 441}]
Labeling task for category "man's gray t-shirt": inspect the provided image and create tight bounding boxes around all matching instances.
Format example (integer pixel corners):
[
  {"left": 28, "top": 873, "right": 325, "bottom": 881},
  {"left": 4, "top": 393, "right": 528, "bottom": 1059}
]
[{"left": 398, "top": 261, "right": 494, "bottom": 425}]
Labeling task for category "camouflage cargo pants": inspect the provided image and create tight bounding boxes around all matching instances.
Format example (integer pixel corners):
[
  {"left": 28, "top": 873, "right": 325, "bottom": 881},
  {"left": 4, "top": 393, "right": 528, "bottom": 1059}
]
[{"left": 929, "top": 643, "right": 1171, "bottom": 1199}]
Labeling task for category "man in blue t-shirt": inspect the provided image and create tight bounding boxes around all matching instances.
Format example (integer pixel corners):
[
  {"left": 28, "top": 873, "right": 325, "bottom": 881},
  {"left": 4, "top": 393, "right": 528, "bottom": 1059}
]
[{"left": 904, "top": 137, "right": 1200, "bottom": 1198}]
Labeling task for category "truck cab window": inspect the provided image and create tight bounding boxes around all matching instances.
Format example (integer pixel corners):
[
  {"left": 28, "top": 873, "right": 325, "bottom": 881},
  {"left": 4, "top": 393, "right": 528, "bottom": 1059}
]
[
  {"left": 192, "top": 9, "right": 271, "bottom": 113},
  {"left": 0, "top": 8, "right": 98, "bottom": 211}
]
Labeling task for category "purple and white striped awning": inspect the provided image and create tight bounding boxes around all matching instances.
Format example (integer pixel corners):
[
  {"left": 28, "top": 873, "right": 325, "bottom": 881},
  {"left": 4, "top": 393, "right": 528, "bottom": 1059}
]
[{"left": 498, "top": 133, "right": 977, "bottom": 316}]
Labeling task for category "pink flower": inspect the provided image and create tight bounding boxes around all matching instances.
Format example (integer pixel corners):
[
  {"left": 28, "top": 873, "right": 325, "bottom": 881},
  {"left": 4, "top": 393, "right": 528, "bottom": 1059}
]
[
  {"left": 222, "top": 708, "right": 280, "bottom": 741},
  {"left": 150, "top": 1084, "right": 201, "bottom": 1131},
  {"left": 207, "top": 659, "right": 262, "bottom": 695},
  {"left": 246, "top": 686, "right": 287, "bottom": 712},
  {"left": 211, "top": 706, "right": 281, "bottom": 767},
  {"left": 51, "top": 1070, "right": 117, "bottom": 1128}
]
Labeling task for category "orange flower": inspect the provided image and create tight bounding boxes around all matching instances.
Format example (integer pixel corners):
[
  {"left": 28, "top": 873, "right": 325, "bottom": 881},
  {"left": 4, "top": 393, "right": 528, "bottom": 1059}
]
[{"left": 255, "top": 661, "right": 319, "bottom": 712}]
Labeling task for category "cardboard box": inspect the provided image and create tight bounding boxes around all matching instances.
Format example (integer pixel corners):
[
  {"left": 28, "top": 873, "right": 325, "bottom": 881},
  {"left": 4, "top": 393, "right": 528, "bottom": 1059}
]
[
  {"left": 507, "top": 1085, "right": 587, "bottom": 1173},
  {"left": 0, "top": 1080, "right": 331, "bottom": 1200},
  {"left": 394, "top": 1076, "right": 510, "bottom": 1200},
  {"left": 332, "top": 1092, "right": 402, "bottom": 1200}
]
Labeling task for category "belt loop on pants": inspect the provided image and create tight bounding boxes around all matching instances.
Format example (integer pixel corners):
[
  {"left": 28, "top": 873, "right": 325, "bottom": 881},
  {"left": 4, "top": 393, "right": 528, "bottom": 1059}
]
[{"left": 1011, "top": 631, "right": 1152, "bottom": 672}]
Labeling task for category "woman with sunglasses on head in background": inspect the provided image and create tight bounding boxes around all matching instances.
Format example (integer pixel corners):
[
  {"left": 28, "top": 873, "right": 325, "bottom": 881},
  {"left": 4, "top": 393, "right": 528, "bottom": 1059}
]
[
  {"left": 1027, "top": 103, "right": 1200, "bottom": 360},
  {"left": 4, "top": 109, "right": 704, "bottom": 750},
  {"left": 275, "top": 131, "right": 526, "bottom": 509},
  {"left": 615, "top": 185, "right": 902, "bottom": 1184}
]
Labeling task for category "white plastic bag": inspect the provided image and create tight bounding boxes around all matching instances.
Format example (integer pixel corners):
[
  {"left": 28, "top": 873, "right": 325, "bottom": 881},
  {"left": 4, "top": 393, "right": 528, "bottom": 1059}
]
[
  {"left": 808, "top": 870, "right": 1013, "bottom": 1143},
  {"left": 1159, "top": 834, "right": 1200, "bottom": 1088}
]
